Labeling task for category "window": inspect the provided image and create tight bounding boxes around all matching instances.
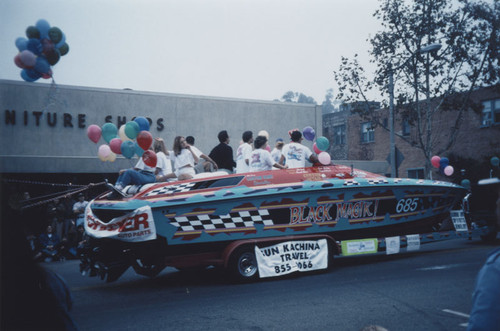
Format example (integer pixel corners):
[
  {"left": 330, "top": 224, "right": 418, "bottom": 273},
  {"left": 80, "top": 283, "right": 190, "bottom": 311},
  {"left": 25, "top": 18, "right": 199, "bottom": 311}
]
[
  {"left": 361, "top": 122, "right": 374, "bottom": 143},
  {"left": 481, "top": 98, "right": 500, "bottom": 127},
  {"left": 407, "top": 168, "right": 425, "bottom": 179},
  {"left": 334, "top": 124, "right": 346, "bottom": 145},
  {"left": 402, "top": 118, "right": 411, "bottom": 136}
]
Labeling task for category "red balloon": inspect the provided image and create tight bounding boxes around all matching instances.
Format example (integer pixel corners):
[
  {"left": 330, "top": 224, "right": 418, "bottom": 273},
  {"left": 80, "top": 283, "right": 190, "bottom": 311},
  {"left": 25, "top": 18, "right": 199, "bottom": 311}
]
[
  {"left": 313, "top": 142, "right": 321, "bottom": 154},
  {"left": 142, "top": 150, "right": 157, "bottom": 167},
  {"left": 431, "top": 155, "right": 441, "bottom": 168},
  {"left": 136, "top": 131, "right": 153, "bottom": 150},
  {"left": 14, "top": 54, "right": 25, "bottom": 68},
  {"left": 109, "top": 138, "right": 123, "bottom": 154}
]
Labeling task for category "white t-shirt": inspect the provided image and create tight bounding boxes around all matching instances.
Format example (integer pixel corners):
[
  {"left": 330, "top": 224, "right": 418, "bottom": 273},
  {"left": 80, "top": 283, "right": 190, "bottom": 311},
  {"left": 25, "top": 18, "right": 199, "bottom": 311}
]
[
  {"left": 189, "top": 145, "right": 203, "bottom": 161},
  {"left": 236, "top": 142, "right": 253, "bottom": 173},
  {"left": 281, "top": 142, "right": 313, "bottom": 168},
  {"left": 135, "top": 157, "right": 156, "bottom": 173},
  {"left": 169, "top": 149, "right": 195, "bottom": 171},
  {"left": 249, "top": 149, "right": 274, "bottom": 172},
  {"left": 156, "top": 151, "right": 172, "bottom": 176}
]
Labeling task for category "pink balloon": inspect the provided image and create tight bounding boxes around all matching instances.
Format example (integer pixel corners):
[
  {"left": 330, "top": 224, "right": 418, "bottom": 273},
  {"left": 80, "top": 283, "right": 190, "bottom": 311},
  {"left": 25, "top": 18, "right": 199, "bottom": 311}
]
[
  {"left": 431, "top": 155, "right": 441, "bottom": 168},
  {"left": 87, "top": 124, "right": 102, "bottom": 143},
  {"left": 313, "top": 142, "right": 321, "bottom": 154},
  {"left": 19, "top": 50, "right": 36, "bottom": 67},
  {"left": 98, "top": 144, "right": 111, "bottom": 161},
  {"left": 444, "top": 165, "right": 454, "bottom": 176},
  {"left": 109, "top": 138, "right": 123, "bottom": 154},
  {"left": 14, "top": 54, "right": 25, "bottom": 68},
  {"left": 318, "top": 152, "right": 331, "bottom": 165}
]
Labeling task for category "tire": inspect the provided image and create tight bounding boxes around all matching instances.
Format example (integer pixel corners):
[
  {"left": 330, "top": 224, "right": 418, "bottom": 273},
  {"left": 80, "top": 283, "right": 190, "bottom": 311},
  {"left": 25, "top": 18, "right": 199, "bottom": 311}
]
[
  {"left": 228, "top": 246, "right": 259, "bottom": 282},
  {"left": 480, "top": 224, "right": 498, "bottom": 243}
]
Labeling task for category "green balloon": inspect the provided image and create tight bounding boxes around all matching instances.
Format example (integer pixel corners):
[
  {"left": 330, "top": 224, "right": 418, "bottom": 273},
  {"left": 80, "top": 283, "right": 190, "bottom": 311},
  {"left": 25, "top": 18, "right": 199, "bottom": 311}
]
[
  {"left": 26, "top": 26, "right": 40, "bottom": 39},
  {"left": 316, "top": 136, "right": 330, "bottom": 152},
  {"left": 48, "top": 27, "right": 63, "bottom": 44},
  {"left": 102, "top": 123, "right": 118, "bottom": 143},
  {"left": 491, "top": 156, "right": 499, "bottom": 167},
  {"left": 59, "top": 43, "right": 69, "bottom": 56},
  {"left": 125, "top": 121, "right": 140, "bottom": 139}
]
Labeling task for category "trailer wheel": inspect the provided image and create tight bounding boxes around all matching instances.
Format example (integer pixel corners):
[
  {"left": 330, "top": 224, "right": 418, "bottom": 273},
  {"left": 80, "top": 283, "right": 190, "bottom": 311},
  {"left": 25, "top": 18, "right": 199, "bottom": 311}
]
[
  {"left": 480, "top": 224, "right": 498, "bottom": 242},
  {"left": 229, "top": 246, "right": 259, "bottom": 282}
]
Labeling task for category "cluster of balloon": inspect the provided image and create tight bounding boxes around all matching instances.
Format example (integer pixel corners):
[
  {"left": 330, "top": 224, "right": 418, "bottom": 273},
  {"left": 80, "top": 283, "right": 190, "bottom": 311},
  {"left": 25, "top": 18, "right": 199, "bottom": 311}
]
[
  {"left": 302, "top": 126, "right": 331, "bottom": 166},
  {"left": 431, "top": 155, "right": 454, "bottom": 176},
  {"left": 86, "top": 117, "right": 157, "bottom": 167},
  {"left": 14, "top": 19, "right": 69, "bottom": 82}
]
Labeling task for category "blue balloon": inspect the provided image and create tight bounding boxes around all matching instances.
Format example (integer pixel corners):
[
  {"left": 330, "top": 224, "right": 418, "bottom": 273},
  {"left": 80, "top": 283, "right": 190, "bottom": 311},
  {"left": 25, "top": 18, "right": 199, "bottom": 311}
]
[
  {"left": 15, "top": 37, "right": 28, "bottom": 52},
  {"left": 20, "top": 69, "right": 38, "bottom": 82},
  {"left": 134, "top": 116, "right": 150, "bottom": 131},
  {"left": 439, "top": 157, "right": 449, "bottom": 168},
  {"left": 27, "top": 38, "right": 43, "bottom": 55},
  {"left": 303, "top": 126, "right": 315, "bottom": 141},
  {"left": 120, "top": 141, "right": 135, "bottom": 159},
  {"left": 35, "top": 19, "right": 51, "bottom": 39},
  {"left": 134, "top": 142, "right": 144, "bottom": 157},
  {"left": 34, "top": 57, "right": 50, "bottom": 74}
]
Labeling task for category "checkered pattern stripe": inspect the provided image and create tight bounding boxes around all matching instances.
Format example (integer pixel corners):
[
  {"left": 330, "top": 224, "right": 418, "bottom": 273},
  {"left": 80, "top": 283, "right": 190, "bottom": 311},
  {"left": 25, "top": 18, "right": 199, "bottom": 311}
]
[
  {"left": 367, "top": 178, "right": 389, "bottom": 185},
  {"left": 144, "top": 182, "right": 196, "bottom": 197},
  {"left": 343, "top": 180, "right": 360, "bottom": 186},
  {"left": 170, "top": 210, "right": 274, "bottom": 232}
]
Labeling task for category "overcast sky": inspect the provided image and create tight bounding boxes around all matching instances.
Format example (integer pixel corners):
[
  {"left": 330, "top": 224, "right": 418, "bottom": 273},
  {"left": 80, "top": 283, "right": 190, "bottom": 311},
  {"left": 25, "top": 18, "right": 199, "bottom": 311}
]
[{"left": 0, "top": 0, "right": 383, "bottom": 103}]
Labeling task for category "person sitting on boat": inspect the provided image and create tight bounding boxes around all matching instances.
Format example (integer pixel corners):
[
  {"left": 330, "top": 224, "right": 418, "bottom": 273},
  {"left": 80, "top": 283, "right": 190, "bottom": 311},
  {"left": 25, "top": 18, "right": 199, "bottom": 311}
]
[
  {"left": 279, "top": 130, "right": 318, "bottom": 168},
  {"left": 249, "top": 136, "right": 288, "bottom": 172},
  {"left": 271, "top": 138, "right": 285, "bottom": 170},
  {"left": 235, "top": 131, "right": 253, "bottom": 174},
  {"left": 208, "top": 130, "right": 236, "bottom": 174},
  {"left": 157, "top": 136, "right": 199, "bottom": 182},
  {"left": 112, "top": 151, "right": 157, "bottom": 191},
  {"left": 185, "top": 136, "right": 218, "bottom": 173},
  {"left": 153, "top": 138, "right": 172, "bottom": 177}
]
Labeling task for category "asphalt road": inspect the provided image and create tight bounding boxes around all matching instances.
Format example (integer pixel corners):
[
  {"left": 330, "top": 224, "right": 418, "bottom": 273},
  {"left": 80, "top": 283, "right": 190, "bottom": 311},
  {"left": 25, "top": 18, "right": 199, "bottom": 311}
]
[{"left": 45, "top": 236, "right": 500, "bottom": 331}]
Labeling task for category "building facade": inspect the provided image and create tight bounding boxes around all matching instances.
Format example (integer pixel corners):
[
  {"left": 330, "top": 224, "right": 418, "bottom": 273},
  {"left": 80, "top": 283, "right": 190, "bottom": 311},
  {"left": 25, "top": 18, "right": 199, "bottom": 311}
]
[
  {"left": 323, "top": 85, "right": 500, "bottom": 179},
  {"left": 0, "top": 79, "right": 322, "bottom": 176}
]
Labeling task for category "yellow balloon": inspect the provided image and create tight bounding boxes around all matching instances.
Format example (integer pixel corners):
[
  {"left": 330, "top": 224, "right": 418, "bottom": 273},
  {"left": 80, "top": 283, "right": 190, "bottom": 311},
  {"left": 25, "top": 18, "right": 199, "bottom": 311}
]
[{"left": 107, "top": 151, "right": 117, "bottom": 162}]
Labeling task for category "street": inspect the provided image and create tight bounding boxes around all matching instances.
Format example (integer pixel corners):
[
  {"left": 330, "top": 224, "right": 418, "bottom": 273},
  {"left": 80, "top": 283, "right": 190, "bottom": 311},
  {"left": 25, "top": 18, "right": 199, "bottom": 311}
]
[{"left": 46, "top": 236, "right": 499, "bottom": 331}]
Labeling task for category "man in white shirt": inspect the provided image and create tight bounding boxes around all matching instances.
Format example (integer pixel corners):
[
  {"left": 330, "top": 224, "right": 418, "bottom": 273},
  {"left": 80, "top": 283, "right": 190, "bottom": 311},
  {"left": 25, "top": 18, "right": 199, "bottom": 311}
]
[
  {"left": 279, "top": 130, "right": 318, "bottom": 168},
  {"left": 235, "top": 131, "right": 253, "bottom": 173}
]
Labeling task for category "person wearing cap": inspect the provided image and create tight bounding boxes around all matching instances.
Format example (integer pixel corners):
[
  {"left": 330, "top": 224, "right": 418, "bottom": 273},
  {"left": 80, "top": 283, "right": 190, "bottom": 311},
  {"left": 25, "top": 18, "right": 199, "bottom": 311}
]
[
  {"left": 72, "top": 193, "right": 88, "bottom": 228},
  {"left": 235, "top": 131, "right": 253, "bottom": 174},
  {"left": 249, "top": 136, "right": 288, "bottom": 172},
  {"left": 279, "top": 130, "right": 318, "bottom": 168},
  {"left": 467, "top": 177, "right": 500, "bottom": 330}
]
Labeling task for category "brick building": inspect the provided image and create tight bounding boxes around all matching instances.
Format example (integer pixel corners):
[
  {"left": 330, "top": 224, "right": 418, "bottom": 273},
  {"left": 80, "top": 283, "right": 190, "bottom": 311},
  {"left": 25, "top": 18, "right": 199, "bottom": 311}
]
[{"left": 323, "top": 85, "right": 500, "bottom": 179}]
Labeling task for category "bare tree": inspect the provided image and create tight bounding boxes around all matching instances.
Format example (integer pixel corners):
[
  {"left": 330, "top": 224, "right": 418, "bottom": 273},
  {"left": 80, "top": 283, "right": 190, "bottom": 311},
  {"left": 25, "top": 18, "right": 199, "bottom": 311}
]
[{"left": 334, "top": 0, "right": 499, "bottom": 178}]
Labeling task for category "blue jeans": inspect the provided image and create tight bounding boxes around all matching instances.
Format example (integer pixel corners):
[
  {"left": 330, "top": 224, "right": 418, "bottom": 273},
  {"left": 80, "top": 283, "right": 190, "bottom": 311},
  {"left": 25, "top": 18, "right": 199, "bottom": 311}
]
[{"left": 116, "top": 169, "right": 155, "bottom": 187}]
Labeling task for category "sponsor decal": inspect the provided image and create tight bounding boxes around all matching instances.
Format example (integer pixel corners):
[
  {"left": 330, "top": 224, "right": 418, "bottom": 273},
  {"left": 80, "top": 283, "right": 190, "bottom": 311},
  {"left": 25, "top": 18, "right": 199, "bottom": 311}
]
[
  {"left": 385, "top": 236, "right": 400, "bottom": 255},
  {"left": 85, "top": 205, "right": 156, "bottom": 242},
  {"left": 255, "top": 239, "right": 328, "bottom": 278},
  {"left": 341, "top": 238, "right": 378, "bottom": 256},
  {"left": 406, "top": 234, "right": 421, "bottom": 251}
]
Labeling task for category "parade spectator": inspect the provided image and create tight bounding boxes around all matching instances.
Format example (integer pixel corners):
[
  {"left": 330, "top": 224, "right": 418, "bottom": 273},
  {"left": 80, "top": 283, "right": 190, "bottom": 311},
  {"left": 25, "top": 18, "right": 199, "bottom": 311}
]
[
  {"left": 67, "top": 225, "right": 89, "bottom": 259},
  {"left": 186, "top": 135, "right": 218, "bottom": 173},
  {"left": 38, "top": 225, "right": 62, "bottom": 262},
  {"left": 236, "top": 131, "right": 253, "bottom": 174},
  {"left": 72, "top": 193, "right": 88, "bottom": 228},
  {"left": 249, "top": 136, "right": 288, "bottom": 172},
  {"left": 46, "top": 198, "right": 67, "bottom": 240},
  {"left": 279, "top": 130, "right": 318, "bottom": 168},
  {"left": 208, "top": 130, "right": 236, "bottom": 174},
  {"left": 467, "top": 177, "right": 500, "bottom": 330}
]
